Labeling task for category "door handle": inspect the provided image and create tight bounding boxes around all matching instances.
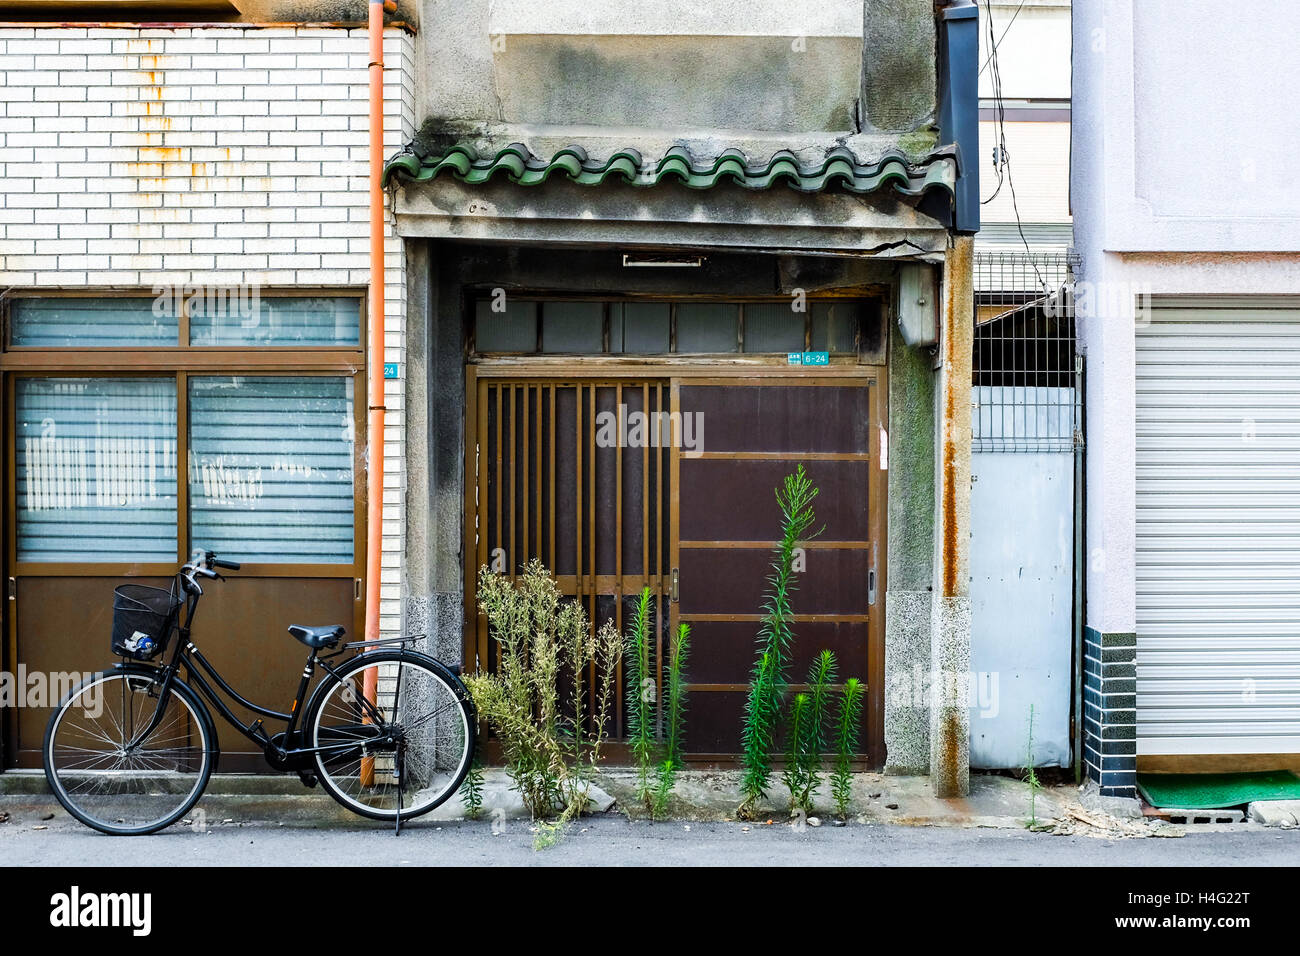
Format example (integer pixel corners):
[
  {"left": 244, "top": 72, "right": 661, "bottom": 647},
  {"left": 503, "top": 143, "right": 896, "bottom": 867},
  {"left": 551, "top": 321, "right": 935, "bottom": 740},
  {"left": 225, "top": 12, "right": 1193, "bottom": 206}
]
[
  {"left": 670, "top": 568, "right": 679, "bottom": 603},
  {"left": 867, "top": 568, "right": 876, "bottom": 607}
]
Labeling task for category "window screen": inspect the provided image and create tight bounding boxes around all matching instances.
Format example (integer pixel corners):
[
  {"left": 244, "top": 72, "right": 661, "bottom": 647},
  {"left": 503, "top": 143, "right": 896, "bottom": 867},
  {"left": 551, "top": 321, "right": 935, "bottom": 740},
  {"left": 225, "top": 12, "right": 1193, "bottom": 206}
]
[
  {"left": 15, "top": 378, "right": 178, "bottom": 562},
  {"left": 188, "top": 376, "right": 355, "bottom": 564},
  {"left": 11, "top": 298, "right": 180, "bottom": 348}
]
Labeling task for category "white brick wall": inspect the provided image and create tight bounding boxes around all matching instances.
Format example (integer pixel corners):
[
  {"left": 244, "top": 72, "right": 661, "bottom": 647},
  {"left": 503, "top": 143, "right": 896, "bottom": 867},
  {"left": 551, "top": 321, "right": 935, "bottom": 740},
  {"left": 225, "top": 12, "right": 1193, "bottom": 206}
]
[{"left": 0, "top": 24, "right": 416, "bottom": 639}]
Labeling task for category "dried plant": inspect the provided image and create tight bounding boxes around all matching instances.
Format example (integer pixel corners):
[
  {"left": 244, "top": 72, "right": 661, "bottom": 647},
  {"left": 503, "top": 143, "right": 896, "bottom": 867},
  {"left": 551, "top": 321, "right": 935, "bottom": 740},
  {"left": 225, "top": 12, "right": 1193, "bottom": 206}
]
[{"left": 465, "top": 559, "right": 621, "bottom": 834}]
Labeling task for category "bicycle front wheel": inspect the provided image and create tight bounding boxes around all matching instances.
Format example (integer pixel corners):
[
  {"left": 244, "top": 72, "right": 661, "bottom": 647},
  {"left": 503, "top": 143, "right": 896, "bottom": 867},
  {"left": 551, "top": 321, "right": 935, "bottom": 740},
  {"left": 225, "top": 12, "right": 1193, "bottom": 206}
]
[
  {"left": 43, "top": 668, "right": 215, "bottom": 836},
  {"left": 310, "top": 651, "right": 475, "bottom": 822}
]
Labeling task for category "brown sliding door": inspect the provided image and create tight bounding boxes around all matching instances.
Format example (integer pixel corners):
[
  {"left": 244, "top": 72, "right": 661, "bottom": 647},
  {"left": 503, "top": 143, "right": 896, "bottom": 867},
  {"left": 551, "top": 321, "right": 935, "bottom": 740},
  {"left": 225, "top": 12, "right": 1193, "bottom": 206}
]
[
  {"left": 670, "top": 378, "right": 884, "bottom": 765},
  {"left": 466, "top": 367, "right": 885, "bottom": 766}
]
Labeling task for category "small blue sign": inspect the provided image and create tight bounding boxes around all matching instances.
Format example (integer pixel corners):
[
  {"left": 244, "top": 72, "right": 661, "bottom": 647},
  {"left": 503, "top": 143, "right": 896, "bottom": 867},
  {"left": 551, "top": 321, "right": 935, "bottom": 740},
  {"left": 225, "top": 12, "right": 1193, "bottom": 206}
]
[
  {"left": 383, "top": 363, "right": 399, "bottom": 380},
  {"left": 787, "top": 351, "right": 829, "bottom": 366}
]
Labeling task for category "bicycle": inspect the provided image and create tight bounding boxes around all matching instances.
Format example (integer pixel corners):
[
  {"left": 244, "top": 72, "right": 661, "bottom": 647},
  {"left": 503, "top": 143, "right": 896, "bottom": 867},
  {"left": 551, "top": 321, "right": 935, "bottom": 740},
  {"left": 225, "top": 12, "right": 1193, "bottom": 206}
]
[{"left": 42, "top": 552, "right": 476, "bottom": 836}]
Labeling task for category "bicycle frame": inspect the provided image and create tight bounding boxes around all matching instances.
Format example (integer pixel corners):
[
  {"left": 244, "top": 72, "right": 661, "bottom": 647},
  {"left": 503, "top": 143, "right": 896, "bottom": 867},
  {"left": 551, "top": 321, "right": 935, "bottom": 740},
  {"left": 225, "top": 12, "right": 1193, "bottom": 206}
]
[{"left": 126, "top": 570, "right": 405, "bottom": 766}]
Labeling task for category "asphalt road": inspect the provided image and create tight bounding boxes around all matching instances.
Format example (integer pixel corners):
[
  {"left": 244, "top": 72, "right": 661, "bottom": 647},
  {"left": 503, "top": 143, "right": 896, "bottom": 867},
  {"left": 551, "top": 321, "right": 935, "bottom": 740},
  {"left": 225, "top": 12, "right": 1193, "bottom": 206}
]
[{"left": 3, "top": 803, "right": 1299, "bottom": 866}]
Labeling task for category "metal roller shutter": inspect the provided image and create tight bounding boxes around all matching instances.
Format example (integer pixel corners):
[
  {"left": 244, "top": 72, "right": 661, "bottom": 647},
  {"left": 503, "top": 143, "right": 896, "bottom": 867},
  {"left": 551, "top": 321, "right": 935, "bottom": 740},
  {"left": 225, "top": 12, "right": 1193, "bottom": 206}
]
[{"left": 1136, "top": 299, "right": 1300, "bottom": 755}]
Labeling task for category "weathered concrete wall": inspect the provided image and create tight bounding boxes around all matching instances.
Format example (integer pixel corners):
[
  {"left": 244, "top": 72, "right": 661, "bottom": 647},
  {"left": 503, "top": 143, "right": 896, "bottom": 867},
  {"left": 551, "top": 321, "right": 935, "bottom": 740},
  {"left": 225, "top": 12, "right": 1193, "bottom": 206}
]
[
  {"left": 884, "top": 314, "right": 935, "bottom": 773},
  {"left": 408, "top": 0, "right": 942, "bottom": 160},
  {"left": 406, "top": 243, "right": 470, "bottom": 665},
  {"left": 492, "top": 35, "right": 860, "bottom": 134},
  {"left": 861, "top": 0, "right": 937, "bottom": 133}
]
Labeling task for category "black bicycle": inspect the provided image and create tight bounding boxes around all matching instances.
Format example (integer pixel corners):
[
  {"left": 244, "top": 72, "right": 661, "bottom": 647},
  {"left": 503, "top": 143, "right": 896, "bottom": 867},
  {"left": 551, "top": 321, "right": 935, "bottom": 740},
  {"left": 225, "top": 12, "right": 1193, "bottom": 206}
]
[{"left": 42, "top": 552, "right": 476, "bottom": 836}]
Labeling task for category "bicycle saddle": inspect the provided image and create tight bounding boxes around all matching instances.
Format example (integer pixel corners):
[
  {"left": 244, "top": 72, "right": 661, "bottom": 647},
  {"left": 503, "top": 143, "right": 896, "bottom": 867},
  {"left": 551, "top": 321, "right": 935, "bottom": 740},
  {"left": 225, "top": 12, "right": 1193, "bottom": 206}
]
[{"left": 288, "top": 624, "right": 345, "bottom": 649}]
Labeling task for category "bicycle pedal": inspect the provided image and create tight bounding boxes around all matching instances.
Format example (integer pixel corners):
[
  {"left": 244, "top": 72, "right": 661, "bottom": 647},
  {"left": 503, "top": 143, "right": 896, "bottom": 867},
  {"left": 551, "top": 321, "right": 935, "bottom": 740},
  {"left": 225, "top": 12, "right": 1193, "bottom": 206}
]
[{"left": 297, "top": 770, "right": 319, "bottom": 788}]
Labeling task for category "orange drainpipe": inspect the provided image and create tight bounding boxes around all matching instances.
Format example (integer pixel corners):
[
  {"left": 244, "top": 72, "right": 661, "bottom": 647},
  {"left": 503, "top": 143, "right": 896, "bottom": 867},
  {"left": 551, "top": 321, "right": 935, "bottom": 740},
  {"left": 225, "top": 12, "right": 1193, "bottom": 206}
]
[{"left": 361, "top": 0, "right": 395, "bottom": 787}]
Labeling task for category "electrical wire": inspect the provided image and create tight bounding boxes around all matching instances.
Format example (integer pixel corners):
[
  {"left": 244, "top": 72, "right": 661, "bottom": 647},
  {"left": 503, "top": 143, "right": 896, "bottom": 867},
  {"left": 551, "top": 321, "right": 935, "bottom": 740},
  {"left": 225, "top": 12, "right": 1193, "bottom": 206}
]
[
  {"left": 980, "top": 0, "right": 1046, "bottom": 291},
  {"left": 978, "top": 0, "right": 1029, "bottom": 77}
]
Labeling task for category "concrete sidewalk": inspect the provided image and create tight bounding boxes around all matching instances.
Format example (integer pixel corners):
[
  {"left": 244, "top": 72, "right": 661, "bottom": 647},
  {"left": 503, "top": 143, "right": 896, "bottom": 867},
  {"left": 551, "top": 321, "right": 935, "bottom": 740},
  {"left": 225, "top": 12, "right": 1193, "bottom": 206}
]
[{"left": 0, "top": 768, "right": 1186, "bottom": 839}]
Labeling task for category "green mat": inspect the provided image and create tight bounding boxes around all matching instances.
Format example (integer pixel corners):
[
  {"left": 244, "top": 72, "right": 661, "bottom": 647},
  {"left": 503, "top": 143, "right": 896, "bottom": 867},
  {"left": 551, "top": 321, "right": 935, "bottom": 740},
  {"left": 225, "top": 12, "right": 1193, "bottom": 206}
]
[{"left": 1137, "top": 770, "right": 1300, "bottom": 809}]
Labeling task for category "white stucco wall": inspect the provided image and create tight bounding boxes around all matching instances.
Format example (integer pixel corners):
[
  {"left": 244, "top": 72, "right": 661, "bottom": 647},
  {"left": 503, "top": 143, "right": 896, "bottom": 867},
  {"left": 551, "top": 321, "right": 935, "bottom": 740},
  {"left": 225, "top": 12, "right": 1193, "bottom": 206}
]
[
  {"left": 1072, "top": 1, "right": 1300, "bottom": 634},
  {"left": 1075, "top": 0, "right": 1300, "bottom": 253}
]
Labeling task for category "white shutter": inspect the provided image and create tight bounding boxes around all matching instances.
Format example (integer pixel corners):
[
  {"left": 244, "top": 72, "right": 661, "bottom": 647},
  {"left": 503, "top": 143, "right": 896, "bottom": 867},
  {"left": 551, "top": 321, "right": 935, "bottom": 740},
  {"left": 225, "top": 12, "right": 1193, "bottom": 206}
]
[{"left": 1136, "top": 299, "right": 1300, "bottom": 755}]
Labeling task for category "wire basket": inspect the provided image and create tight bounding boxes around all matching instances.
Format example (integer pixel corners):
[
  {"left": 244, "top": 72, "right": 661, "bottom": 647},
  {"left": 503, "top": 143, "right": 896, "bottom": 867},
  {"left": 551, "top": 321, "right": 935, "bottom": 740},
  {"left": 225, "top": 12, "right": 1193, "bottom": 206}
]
[{"left": 111, "top": 583, "right": 182, "bottom": 661}]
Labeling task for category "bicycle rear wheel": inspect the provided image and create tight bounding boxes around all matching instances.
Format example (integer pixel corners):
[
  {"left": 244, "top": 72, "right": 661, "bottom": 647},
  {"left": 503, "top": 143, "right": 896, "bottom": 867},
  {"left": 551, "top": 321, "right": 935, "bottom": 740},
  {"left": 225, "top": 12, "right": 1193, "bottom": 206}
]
[
  {"left": 310, "top": 651, "right": 475, "bottom": 822},
  {"left": 43, "top": 668, "right": 214, "bottom": 836}
]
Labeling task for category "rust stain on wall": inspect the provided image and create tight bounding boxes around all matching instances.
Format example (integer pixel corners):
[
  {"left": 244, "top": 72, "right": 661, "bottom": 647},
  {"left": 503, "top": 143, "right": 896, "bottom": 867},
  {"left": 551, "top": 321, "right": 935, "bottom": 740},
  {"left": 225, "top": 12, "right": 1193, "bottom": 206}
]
[
  {"left": 139, "top": 146, "right": 184, "bottom": 162},
  {"left": 126, "top": 162, "right": 165, "bottom": 177},
  {"left": 938, "top": 237, "right": 974, "bottom": 599}
]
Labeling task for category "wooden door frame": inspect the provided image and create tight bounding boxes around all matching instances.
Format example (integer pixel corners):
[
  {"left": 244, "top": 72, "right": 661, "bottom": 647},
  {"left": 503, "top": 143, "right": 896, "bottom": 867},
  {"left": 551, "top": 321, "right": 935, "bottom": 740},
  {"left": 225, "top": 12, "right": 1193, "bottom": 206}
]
[{"left": 463, "top": 360, "right": 887, "bottom": 767}]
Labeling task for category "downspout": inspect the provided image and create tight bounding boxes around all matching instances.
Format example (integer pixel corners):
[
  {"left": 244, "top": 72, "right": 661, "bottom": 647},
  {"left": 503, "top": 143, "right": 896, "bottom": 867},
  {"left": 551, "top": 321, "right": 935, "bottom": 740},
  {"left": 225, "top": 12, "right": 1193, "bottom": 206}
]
[
  {"left": 362, "top": 0, "right": 396, "bottom": 786},
  {"left": 938, "top": 0, "right": 980, "bottom": 234}
]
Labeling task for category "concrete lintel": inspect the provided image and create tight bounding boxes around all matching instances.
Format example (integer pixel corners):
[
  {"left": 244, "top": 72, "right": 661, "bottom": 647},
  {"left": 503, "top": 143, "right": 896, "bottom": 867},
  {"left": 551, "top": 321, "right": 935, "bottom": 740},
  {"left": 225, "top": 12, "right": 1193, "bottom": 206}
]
[{"left": 394, "top": 180, "right": 948, "bottom": 255}]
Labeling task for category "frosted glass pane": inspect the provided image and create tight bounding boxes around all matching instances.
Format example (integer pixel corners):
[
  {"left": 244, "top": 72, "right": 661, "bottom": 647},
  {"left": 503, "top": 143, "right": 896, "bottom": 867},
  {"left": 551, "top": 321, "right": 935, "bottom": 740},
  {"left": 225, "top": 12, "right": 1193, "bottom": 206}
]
[
  {"left": 676, "top": 303, "right": 739, "bottom": 353},
  {"left": 16, "top": 378, "right": 178, "bottom": 562},
  {"left": 189, "top": 295, "right": 360, "bottom": 346},
  {"left": 12, "top": 298, "right": 179, "bottom": 348},
  {"left": 475, "top": 300, "right": 537, "bottom": 352},
  {"left": 189, "top": 376, "right": 355, "bottom": 564},
  {"left": 744, "top": 303, "right": 805, "bottom": 352},
  {"left": 541, "top": 301, "right": 604, "bottom": 353},
  {"left": 612, "top": 302, "right": 671, "bottom": 353}
]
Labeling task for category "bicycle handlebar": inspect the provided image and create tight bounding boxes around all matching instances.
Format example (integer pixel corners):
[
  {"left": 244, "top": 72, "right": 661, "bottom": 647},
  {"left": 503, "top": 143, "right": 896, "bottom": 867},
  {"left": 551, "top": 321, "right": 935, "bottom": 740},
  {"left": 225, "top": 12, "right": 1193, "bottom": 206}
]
[{"left": 178, "top": 552, "right": 241, "bottom": 595}]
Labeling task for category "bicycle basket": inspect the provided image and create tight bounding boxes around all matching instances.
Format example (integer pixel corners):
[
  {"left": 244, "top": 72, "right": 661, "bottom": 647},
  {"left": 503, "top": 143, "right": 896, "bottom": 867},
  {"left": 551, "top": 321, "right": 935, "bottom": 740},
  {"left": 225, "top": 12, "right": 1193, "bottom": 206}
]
[{"left": 111, "top": 583, "right": 182, "bottom": 661}]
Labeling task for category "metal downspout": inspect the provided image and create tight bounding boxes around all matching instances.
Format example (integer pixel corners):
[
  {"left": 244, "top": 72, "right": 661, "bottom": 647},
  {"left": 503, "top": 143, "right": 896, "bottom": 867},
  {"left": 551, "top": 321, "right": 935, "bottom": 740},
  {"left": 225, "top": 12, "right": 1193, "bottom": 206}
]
[{"left": 361, "top": 0, "right": 394, "bottom": 787}]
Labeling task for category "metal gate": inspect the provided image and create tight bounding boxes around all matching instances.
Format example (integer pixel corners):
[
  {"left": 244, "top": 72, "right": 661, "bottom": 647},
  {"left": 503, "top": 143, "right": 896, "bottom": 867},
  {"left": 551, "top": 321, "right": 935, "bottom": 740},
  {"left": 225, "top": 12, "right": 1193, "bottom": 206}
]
[
  {"left": 465, "top": 377, "right": 671, "bottom": 740},
  {"left": 970, "top": 251, "right": 1082, "bottom": 769}
]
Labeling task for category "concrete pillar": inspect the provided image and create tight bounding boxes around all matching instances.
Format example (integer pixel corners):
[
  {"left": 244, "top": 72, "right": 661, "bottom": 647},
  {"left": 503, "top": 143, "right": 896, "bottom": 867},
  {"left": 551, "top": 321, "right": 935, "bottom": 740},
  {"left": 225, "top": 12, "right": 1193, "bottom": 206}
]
[
  {"left": 929, "top": 235, "right": 974, "bottom": 797},
  {"left": 883, "top": 324, "right": 936, "bottom": 773}
]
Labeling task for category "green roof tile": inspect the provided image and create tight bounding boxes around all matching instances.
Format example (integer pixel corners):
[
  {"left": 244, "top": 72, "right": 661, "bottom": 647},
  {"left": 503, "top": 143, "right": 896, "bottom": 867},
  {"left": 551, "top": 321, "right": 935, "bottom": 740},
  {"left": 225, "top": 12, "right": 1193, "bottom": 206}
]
[{"left": 383, "top": 142, "right": 958, "bottom": 199}]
